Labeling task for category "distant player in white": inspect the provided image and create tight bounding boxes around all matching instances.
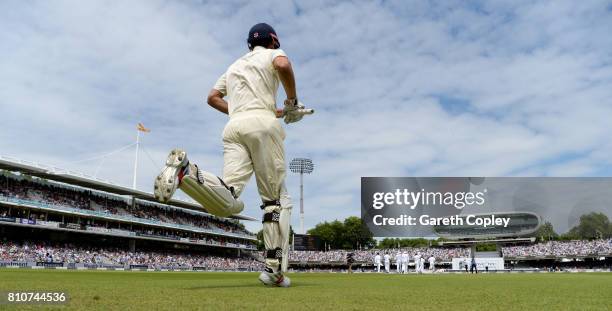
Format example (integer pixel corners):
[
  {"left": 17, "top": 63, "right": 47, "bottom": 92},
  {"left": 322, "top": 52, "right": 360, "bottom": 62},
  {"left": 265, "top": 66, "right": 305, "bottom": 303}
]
[
  {"left": 374, "top": 253, "right": 382, "bottom": 273},
  {"left": 395, "top": 251, "right": 402, "bottom": 273},
  {"left": 383, "top": 253, "right": 390, "bottom": 273},
  {"left": 401, "top": 251, "right": 409, "bottom": 273},
  {"left": 419, "top": 256, "right": 426, "bottom": 274},
  {"left": 428, "top": 255, "right": 436, "bottom": 272},
  {"left": 413, "top": 252, "right": 421, "bottom": 273}
]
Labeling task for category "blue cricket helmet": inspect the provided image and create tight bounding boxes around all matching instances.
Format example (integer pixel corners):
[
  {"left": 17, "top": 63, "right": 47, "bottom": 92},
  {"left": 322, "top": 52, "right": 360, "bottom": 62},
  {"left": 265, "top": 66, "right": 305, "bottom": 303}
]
[{"left": 247, "top": 23, "right": 280, "bottom": 50}]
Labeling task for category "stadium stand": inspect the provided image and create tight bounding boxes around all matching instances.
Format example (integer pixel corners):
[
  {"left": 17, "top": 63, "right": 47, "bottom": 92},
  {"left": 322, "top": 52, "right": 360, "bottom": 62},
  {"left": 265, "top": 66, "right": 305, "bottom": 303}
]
[
  {"left": 289, "top": 248, "right": 471, "bottom": 263},
  {"left": 286, "top": 240, "right": 611, "bottom": 263},
  {"left": 0, "top": 171, "right": 257, "bottom": 251},
  {"left": 0, "top": 240, "right": 263, "bottom": 271},
  {"left": 286, "top": 241, "right": 611, "bottom": 272},
  {"left": 502, "top": 239, "right": 612, "bottom": 259},
  {"left": 0, "top": 157, "right": 270, "bottom": 272},
  {"left": 0, "top": 172, "right": 252, "bottom": 237}
]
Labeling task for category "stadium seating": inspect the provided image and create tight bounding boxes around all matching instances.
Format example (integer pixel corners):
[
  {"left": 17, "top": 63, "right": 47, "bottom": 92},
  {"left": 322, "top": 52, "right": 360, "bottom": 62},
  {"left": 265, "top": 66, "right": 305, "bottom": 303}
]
[
  {"left": 502, "top": 239, "right": 612, "bottom": 258},
  {"left": 289, "top": 248, "right": 470, "bottom": 263},
  {"left": 0, "top": 172, "right": 254, "bottom": 239},
  {"left": 0, "top": 240, "right": 263, "bottom": 270}
]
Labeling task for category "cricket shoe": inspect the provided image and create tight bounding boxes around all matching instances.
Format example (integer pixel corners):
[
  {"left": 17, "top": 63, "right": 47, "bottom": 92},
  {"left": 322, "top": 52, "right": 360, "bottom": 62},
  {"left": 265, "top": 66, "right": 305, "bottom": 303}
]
[
  {"left": 258, "top": 271, "right": 291, "bottom": 288},
  {"left": 154, "top": 148, "right": 189, "bottom": 203}
]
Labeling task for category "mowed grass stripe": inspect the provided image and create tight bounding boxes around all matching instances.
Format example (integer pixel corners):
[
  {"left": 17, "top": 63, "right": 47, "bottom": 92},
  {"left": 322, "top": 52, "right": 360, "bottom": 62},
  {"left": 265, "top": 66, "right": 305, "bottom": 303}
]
[{"left": 0, "top": 270, "right": 610, "bottom": 310}]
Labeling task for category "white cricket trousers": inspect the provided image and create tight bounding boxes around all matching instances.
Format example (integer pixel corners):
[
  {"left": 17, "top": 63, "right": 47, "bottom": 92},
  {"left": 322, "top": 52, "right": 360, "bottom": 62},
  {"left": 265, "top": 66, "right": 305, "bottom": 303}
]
[
  {"left": 222, "top": 110, "right": 293, "bottom": 272},
  {"left": 223, "top": 110, "right": 287, "bottom": 201}
]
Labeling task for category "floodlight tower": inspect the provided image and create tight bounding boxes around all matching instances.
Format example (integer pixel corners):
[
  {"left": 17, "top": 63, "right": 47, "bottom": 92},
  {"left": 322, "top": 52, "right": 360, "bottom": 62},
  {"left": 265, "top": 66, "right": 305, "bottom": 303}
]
[{"left": 289, "top": 158, "right": 314, "bottom": 234}]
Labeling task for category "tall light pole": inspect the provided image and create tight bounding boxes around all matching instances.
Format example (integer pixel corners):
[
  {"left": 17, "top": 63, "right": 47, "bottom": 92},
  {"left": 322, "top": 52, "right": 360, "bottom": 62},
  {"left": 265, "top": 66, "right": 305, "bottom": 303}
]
[{"left": 289, "top": 158, "right": 314, "bottom": 234}]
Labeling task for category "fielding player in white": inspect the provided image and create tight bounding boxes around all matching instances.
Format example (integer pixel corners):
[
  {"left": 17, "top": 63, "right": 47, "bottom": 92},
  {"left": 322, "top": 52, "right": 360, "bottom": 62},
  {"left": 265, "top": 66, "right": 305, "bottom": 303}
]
[
  {"left": 419, "top": 256, "right": 426, "bottom": 274},
  {"left": 153, "top": 23, "right": 313, "bottom": 287},
  {"left": 401, "top": 251, "right": 409, "bottom": 274},
  {"left": 395, "top": 251, "right": 402, "bottom": 273},
  {"left": 413, "top": 252, "right": 421, "bottom": 273},
  {"left": 374, "top": 253, "right": 382, "bottom": 273},
  {"left": 428, "top": 255, "right": 436, "bottom": 272},
  {"left": 383, "top": 253, "right": 390, "bottom": 273}
]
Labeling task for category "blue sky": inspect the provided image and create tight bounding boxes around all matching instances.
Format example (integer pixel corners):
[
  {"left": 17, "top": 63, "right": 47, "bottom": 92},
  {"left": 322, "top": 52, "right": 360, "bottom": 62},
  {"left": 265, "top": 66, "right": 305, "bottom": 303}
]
[{"left": 1, "top": 0, "right": 611, "bottom": 233}]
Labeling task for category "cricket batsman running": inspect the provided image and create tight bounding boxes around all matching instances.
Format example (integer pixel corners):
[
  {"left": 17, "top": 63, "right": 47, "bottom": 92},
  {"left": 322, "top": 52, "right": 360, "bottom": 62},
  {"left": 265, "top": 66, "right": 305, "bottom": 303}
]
[{"left": 153, "top": 23, "right": 313, "bottom": 287}]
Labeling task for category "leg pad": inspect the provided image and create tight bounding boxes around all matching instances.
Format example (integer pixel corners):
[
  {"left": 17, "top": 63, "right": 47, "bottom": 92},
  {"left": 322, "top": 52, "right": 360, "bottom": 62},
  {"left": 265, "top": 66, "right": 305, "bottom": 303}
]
[
  {"left": 262, "top": 211, "right": 280, "bottom": 223},
  {"left": 179, "top": 168, "right": 244, "bottom": 217},
  {"left": 266, "top": 248, "right": 283, "bottom": 260}
]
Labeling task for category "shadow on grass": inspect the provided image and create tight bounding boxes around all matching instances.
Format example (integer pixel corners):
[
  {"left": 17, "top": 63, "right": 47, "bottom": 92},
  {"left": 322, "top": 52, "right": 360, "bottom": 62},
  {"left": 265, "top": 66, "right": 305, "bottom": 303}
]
[{"left": 185, "top": 282, "right": 318, "bottom": 290}]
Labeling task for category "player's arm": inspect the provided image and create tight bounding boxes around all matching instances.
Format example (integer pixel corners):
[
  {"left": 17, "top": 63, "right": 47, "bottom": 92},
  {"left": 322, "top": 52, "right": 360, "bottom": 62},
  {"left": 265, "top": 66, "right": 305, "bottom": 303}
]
[
  {"left": 208, "top": 73, "right": 229, "bottom": 115},
  {"left": 273, "top": 56, "right": 301, "bottom": 120},
  {"left": 273, "top": 56, "right": 297, "bottom": 101},
  {"left": 207, "top": 89, "right": 229, "bottom": 115},
  {"left": 273, "top": 55, "right": 314, "bottom": 123}
]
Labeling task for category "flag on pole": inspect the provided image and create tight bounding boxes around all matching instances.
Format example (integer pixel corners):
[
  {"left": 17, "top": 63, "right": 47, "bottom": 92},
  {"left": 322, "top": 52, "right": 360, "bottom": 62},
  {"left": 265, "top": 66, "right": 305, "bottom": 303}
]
[{"left": 137, "top": 122, "right": 151, "bottom": 132}]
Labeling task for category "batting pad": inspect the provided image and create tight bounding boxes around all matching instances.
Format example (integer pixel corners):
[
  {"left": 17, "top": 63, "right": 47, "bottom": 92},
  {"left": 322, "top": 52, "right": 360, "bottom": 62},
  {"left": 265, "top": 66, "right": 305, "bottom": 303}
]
[{"left": 179, "top": 172, "right": 244, "bottom": 217}]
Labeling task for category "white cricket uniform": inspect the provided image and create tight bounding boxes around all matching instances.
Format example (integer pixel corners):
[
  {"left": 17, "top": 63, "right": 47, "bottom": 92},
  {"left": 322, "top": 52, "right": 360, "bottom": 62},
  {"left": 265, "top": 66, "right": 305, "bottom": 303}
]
[
  {"left": 420, "top": 257, "right": 426, "bottom": 273},
  {"left": 384, "top": 254, "right": 390, "bottom": 273},
  {"left": 213, "top": 46, "right": 289, "bottom": 202},
  {"left": 213, "top": 46, "right": 292, "bottom": 271},
  {"left": 374, "top": 254, "right": 382, "bottom": 272},
  {"left": 395, "top": 253, "right": 402, "bottom": 273},
  {"left": 401, "top": 252, "right": 409, "bottom": 273},
  {"left": 428, "top": 256, "right": 436, "bottom": 271},
  {"left": 413, "top": 254, "right": 421, "bottom": 273}
]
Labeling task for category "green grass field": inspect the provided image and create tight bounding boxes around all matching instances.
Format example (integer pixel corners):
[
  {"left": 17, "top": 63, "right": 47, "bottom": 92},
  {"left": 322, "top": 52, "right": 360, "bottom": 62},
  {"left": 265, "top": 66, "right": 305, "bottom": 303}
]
[{"left": 0, "top": 270, "right": 610, "bottom": 310}]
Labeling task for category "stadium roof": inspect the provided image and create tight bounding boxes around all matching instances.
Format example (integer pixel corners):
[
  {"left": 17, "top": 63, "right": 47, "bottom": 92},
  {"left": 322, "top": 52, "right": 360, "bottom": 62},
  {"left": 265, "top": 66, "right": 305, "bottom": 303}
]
[{"left": 0, "top": 155, "right": 256, "bottom": 221}]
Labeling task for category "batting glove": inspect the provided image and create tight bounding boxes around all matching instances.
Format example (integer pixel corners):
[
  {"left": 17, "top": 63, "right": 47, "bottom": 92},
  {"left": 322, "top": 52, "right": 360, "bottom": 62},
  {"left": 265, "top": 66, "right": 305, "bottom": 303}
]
[{"left": 283, "top": 98, "right": 305, "bottom": 124}]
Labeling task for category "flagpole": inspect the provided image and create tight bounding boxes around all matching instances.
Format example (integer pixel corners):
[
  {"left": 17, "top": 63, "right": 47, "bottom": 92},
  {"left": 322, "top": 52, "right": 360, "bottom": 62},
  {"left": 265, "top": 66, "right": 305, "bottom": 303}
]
[{"left": 132, "top": 129, "right": 140, "bottom": 190}]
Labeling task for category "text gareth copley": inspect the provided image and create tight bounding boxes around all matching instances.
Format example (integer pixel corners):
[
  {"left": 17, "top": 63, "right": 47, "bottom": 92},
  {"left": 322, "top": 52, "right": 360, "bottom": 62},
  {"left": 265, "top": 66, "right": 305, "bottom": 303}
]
[{"left": 372, "top": 214, "right": 511, "bottom": 228}]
